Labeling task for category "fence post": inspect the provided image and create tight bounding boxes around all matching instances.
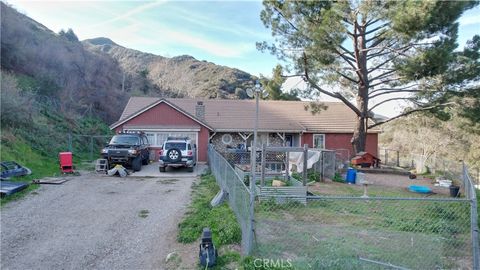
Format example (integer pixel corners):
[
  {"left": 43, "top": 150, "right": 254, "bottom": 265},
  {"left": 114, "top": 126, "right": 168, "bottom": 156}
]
[
  {"left": 261, "top": 144, "right": 266, "bottom": 187},
  {"left": 464, "top": 163, "right": 480, "bottom": 270},
  {"left": 68, "top": 133, "right": 72, "bottom": 152},
  {"left": 303, "top": 144, "right": 308, "bottom": 186},
  {"left": 396, "top": 150, "right": 400, "bottom": 167},
  {"left": 89, "top": 136, "right": 94, "bottom": 162},
  {"left": 385, "top": 149, "right": 388, "bottom": 165},
  {"left": 321, "top": 151, "right": 325, "bottom": 181}
]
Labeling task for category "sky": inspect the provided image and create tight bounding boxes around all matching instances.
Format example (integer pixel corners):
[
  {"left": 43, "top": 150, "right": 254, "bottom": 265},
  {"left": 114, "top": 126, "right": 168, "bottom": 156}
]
[{"left": 6, "top": 0, "right": 480, "bottom": 117}]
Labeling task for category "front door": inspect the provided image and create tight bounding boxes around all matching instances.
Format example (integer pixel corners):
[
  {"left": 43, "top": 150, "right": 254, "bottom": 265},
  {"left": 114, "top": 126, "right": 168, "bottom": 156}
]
[{"left": 285, "top": 135, "right": 293, "bottom": 147}]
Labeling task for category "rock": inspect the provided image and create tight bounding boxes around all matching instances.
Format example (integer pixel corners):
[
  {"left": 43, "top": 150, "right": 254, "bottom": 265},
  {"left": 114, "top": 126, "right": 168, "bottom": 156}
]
[
  {"left": 165, "top": 252, "right": 178, "bottom": 263},
  {"left": 272, "top": 180, "right": 286, "bottom": 187}
]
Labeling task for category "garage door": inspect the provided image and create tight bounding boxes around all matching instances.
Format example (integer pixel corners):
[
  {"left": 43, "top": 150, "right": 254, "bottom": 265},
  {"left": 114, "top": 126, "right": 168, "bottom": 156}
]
[
  {"left": 155, "top": 132, "right": 197, "bottom": 147},
  {"left": 140, "top": 132, "right": 198, "bottom": 147}
]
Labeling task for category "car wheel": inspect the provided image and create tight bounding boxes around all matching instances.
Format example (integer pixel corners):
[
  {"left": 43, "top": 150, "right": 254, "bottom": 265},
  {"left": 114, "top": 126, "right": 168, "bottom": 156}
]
[
  {"left": 166, "top": 148, "right": 182, "bottom": 162},
  {"left": 159, "top": 166, "right": 166, "bottom": 172},
  {"left": 132, "top": 156, "right": 142, "bottom": 172}
]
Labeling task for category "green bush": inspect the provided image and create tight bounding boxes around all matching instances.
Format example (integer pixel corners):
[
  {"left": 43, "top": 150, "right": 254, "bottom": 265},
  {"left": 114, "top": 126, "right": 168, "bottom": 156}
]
[{"left": 333, "top": 172, "right": 345, "bottom": 183}]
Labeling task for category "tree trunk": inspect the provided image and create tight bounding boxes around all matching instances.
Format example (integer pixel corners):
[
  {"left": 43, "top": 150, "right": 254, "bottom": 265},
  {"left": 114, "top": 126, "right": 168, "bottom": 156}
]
[
  {"left": 352, "top": 93, "right": 367, "bottom": 155},
  {"left": 351, "top": 21, "right": 369, "bottom": 155}
]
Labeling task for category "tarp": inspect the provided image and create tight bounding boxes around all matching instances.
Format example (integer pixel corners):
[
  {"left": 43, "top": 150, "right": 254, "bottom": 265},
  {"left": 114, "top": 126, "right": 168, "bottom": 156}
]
[
  {"left": 0, "top": 181, "right": 28, "bottom": 196},
  {"left": 107, "top": 165, "right": 128, "bottom": 177},
  {"left": 288, "top": 150, "right": 321, "bottom": 173}
]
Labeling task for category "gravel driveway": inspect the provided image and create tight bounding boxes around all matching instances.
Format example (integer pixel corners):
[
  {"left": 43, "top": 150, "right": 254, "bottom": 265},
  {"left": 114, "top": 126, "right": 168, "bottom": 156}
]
[{"left": 1, "top": 173, "right": 196, "bottom": 270}]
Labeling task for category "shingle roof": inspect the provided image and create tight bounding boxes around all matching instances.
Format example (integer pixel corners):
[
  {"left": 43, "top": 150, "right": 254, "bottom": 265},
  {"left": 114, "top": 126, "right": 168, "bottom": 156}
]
[{"left": 111, "top": 97, "right": 380, "bottom": 133}]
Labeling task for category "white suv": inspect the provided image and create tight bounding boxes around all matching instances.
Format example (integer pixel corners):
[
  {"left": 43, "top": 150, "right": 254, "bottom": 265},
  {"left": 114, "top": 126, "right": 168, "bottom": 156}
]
[{"left": 159, "top": 137, "right": 197, "bottom": 172}]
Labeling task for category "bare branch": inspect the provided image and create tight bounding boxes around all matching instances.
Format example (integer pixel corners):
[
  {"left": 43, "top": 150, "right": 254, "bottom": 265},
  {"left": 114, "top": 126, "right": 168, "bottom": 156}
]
[
  {"left": 367, "top": 103, "right": 455, "bottom": 129},
  {"left": 280, "top": 74, "right": 304, "bottom": 78},
  {"left": 369, "top": 87, "right": 420, "bottom": 98},
  {"left": 369, "top": 69, "right": 396, "bottom": 82},
  {"left": 336, "top": 71, "right": 359, "bottom": 84},
  {"left": 303, "top": 53, "right": 361, "bottom": 116},
  {"left": 365, "top": 18, "right": 381, "bottom": 27},
  {"left": 364, "top": 23, "right": 389, "bottom": 36},
  {"left": 369, "top": 78, "right": 405, "bottom": 88},
  {"left": 274, "top": 7, "right": 300, "bottom": 32},
  {"left": 368, "top": 97, "right": 415, "bottom": 112}
]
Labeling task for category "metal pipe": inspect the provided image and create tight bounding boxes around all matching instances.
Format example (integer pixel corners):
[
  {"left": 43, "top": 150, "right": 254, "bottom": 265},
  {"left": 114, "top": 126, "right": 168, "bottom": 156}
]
[
  {"left": 248, "top": 90, "right": 259, "bottom": 255},
  {"left": 465, "top": 163, "right": 480, "bottom": 270}
]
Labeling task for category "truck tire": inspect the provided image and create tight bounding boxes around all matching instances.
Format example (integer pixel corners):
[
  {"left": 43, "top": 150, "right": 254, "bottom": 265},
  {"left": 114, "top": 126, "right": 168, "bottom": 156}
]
[
  {"left": 132, "top": 156, "right": 142, "bottom": 172},
  {"left": 142, "top": 156, "right": 149, "bottom": 165}
]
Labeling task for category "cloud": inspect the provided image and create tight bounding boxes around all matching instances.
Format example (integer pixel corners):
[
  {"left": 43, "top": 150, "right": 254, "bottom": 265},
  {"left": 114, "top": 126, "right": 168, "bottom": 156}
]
[
  {"left": 155, "top": 26, "right": 254, "bottom": 57},
  {"left": 168, "top": 6, "right": 267, "bottom": 39},
  {"left": 93, "top": 0, "right": 167, "bottom": 26},
  {"left": 459, "top": 15, "right": 480, "bottom": 26}
]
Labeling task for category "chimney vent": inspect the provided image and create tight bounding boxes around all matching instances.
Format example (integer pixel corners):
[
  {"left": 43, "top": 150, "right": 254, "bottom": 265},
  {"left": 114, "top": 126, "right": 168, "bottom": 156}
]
[{"left": 196, "top": 101, "right": 205, "bottom": 120}]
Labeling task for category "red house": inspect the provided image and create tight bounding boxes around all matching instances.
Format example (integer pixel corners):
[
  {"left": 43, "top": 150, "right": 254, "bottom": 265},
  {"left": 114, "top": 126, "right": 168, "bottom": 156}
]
[{"left": 110, "top": 98, "right": 380, "bottom": 163}]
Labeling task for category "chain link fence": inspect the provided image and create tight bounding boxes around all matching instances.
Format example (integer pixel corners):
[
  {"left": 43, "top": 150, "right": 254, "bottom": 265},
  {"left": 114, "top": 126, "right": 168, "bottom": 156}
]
[
  {"left": 208, "top": 145, "right": 253, "bottom": 255},
  {"left": 2, "top": 128, "right": 112, "bottom": 175},
  {"left": 379, "top": 148, "right": 480, "bottom": 186},
  {"left": 208, "top": 145, "right": 479, "bottom": 269},
  {"left": 254, "top": 196, "right": 474, "bottom": 269}
]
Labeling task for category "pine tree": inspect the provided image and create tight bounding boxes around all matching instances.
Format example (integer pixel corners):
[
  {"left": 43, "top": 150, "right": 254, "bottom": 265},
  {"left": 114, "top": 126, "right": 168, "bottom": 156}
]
[{"left": 258, "top": 0, "right": 478, "bottom": 154}]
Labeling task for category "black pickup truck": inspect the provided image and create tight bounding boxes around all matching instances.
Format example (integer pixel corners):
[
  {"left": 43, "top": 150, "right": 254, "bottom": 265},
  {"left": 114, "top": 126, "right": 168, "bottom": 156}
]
[{"left": 101, "top": 132, "right": 150, "bottom": 171}]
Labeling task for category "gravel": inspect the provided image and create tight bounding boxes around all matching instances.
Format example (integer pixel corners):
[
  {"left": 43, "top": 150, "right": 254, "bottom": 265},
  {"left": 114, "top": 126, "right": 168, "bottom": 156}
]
[{"left": 1, "top": 173, "right": 196, "bottom": 270}]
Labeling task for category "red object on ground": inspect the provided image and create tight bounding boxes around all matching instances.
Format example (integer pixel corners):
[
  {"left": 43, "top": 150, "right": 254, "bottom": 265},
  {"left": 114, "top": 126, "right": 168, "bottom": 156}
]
[
  {"left": 59, "top": 152, "right": 74, "bottom": 173},
  {"left": 351, "top": 151, "right": 381, "bottom": 167}
]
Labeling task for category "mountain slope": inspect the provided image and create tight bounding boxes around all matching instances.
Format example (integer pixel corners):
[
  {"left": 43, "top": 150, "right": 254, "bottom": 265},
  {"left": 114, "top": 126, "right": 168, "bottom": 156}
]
[
  {"left": 83, "top": 38, "right": 255, "bottom": 99},
  {"left": 1, "top": 2, "right": 127, "bottom": 122},
  {"left": 1, "top": 3, "right": 256, "bottom": 123}
]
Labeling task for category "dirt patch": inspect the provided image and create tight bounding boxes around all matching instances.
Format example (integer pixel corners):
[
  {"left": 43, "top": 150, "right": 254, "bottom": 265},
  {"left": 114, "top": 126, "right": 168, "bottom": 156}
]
[
  {"left": 1, "top": 172, "right": 197, "bottom": 270},
  {"left": 364, "top": 173, "right": 450, "bottom": 196},
  {"left": 157, "top": 179, "right": 179, "bottom": 185},
  {"left": 309, "top": 173, "right": 450, "bottom": 197}
]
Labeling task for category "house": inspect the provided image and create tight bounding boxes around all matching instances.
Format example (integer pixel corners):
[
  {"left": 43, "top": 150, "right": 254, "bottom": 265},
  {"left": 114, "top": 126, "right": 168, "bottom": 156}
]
[{"left": 110, "top": 97, "right": 380, "bottom": 163}]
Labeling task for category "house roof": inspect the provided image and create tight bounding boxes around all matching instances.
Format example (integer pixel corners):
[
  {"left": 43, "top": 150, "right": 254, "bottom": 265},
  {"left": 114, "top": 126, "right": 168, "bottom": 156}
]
[{"left": 111, "top": 97, "right": 380, "bottom": 133}]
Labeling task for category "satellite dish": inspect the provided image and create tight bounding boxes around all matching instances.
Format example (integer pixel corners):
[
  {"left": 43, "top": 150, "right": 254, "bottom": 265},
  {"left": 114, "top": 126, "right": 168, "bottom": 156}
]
[{"left": 246, "top": 88, "right": 254, "bottom": 98}]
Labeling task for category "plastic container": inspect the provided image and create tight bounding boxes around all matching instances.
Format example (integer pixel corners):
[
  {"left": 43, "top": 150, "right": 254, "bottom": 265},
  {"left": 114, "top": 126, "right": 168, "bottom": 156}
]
[
  {"left": 356, "top": 172, "right": 365, "bottom": 185},
  {"left": 449, "top": 185, "right": 460, "bottom": 197},
  {"left": 346, "top": 168, "right": 356, "bottom": 184},
  {"left": 408, "top": 185, "right": 432, "bottom": 194}
]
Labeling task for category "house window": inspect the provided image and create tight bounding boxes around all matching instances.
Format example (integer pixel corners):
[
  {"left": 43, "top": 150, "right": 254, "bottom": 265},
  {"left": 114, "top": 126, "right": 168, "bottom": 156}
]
[
  {"left": 222, "top": 134, "right": 233, "bottom": 145},
  {"left": 313, "top": 134, "right": 325, "bottom": 149}
]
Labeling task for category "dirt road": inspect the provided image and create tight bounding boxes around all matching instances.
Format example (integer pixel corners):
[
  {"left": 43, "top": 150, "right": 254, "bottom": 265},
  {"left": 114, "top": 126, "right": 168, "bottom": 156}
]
[{"left": 1, "top": 173, "right": 196, "bottom": 270}]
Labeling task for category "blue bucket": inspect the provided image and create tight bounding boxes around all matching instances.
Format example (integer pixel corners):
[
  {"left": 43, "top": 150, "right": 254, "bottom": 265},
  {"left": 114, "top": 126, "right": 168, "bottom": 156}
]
[{"left": 346, "top": 168, "right": 356, "bottom": 184}]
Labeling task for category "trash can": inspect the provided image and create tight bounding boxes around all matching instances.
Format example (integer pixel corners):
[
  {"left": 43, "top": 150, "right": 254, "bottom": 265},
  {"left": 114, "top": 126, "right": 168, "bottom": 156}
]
[
  {"left": 449, "top": 185, "right": 460, "bottom": 197},
  {"left": 346, "top": 168, "right": 356, "bottom": 184}
]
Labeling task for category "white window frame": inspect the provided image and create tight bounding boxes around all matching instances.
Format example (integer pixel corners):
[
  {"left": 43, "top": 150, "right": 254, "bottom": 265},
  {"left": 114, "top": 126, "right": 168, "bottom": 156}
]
[{"left": 313, "top": 134, "right": 325, "bottom": 149}]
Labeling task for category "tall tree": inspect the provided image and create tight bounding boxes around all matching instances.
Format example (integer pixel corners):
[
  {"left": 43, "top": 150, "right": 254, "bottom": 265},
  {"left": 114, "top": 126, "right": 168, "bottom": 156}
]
[
  {"left": 261, "top": 64, "right": 300, "bottom": 100},
  {"left": 258, "top": 0, "right": 478, "bottom": 154}
]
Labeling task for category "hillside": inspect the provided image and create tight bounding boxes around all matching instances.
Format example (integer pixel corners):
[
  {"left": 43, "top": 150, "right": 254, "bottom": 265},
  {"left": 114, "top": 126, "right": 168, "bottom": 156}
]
[
  {"left": 1, "top": 2, "right": 256, "bottom": 123},
  {"left": 83, "top": 38, "right": 255, "bottom": 99}
]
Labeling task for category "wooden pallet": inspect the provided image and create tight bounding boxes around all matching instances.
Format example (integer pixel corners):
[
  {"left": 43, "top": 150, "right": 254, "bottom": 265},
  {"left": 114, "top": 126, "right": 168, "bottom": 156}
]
[{"left": 32, "top": 178, "right": 69, "bottom": 185}]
